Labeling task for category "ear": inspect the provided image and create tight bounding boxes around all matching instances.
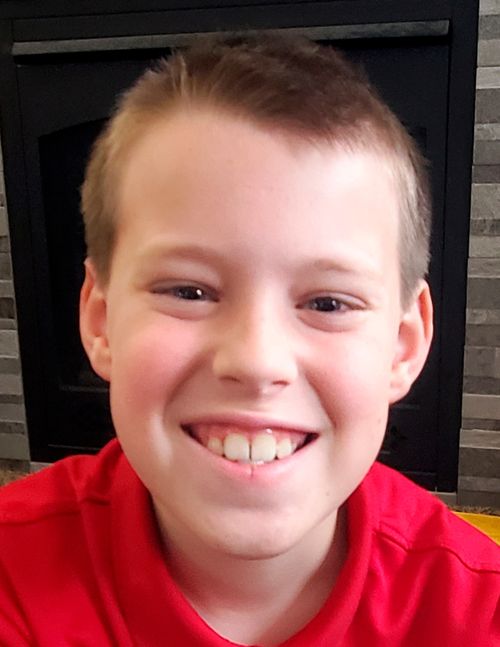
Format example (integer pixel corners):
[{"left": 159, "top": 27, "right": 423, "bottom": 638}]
[
  {"left": 79, "top": 259, "right": 111, "bottom": 382},
  {"left": 389, "top": 280, "right": 433, "bottom": 404}
]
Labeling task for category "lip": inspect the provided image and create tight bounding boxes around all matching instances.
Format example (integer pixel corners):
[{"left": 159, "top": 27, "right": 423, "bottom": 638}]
[
  {"left": 178, "top": 411, "right": 321, "bottom": 482},
  {"left": 180, "top": 411, "right": 320, "bottom": 436},
  {"left": 180, "top": 421, "right": 320, "bottom": 483}
]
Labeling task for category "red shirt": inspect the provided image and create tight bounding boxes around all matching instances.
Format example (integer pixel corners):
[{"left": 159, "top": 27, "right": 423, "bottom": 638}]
[{"left": 0, "top": 439, "right": 498, "bottom": 646}]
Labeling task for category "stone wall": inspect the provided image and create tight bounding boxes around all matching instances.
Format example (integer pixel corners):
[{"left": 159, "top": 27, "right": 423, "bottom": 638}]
[
  {"left": 0, "top": 142, "right": 29, "bottom": 467},
  {"left": 459, "top": 0, "right": 500, "bottom": 507},
  {"left": 0, "top": 7, "right": 498, "bottom": 500}
]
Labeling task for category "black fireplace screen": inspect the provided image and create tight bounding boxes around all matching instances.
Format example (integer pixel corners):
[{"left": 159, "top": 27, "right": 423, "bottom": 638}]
[{"left": 0, "top": 1, "right": 479, "bottom": 491}]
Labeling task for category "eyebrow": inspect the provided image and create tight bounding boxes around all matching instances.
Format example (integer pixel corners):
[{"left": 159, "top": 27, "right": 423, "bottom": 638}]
[
  {"left": 306, "top": 257, "right": 383, "bottom": 282},
  {"left": 137, "top": 243, "right": 227, "bottom": 267},
  {"left": 137, "top": 243, "right": 383, "bottom": 283}
]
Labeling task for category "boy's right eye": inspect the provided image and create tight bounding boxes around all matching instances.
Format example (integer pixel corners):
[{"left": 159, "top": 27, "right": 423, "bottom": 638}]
[{"left": 151, "top": 284, "right": 217, "bottom": 302}]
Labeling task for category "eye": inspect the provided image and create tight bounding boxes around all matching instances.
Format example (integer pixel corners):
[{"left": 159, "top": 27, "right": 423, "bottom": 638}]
[
  {"left": 303, "top": 296, "right": 348, "bottom": 313},
  {"left": 151, "top": 284, "right": 217, "bottom": 302},
  {"left": 168, "top": 285, "right": 211, "bottom": 301}
]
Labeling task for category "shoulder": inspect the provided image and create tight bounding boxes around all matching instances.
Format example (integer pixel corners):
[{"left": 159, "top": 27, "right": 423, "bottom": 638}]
[
  {"left": 0, "top": 440, "right": 136, "bottom": 643},
  {"left": 364, "top": 462, "right": 499, "bottom": 572},
  {"left": 346, "top": 464, "right": 499, "bottom": 643},
  {"left": 0, "top": 439, "right": 123, "bottom": 526}
]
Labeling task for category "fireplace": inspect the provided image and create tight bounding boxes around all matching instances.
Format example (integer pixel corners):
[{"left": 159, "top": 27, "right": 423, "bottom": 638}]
[{"left": 0, "top": 1, "right": 479, "bottom": 491}]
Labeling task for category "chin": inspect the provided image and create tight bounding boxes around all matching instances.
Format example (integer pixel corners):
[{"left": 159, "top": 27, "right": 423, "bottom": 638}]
[
  {"left": 206, "top": 517, "right": 308, "bottom": 560},
  {"left": 215, "top": 537, "right": 295, "bottom": 561}
]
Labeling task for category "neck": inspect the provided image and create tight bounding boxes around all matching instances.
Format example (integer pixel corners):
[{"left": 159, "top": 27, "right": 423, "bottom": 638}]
[{"left": 155, "top": 506, "right": 347, "bottom": 646}]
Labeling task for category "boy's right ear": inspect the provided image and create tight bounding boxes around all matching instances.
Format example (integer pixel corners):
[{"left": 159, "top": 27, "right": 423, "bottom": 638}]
[{"left": 79, "top": 259, "right": 111, "bottom": 382}]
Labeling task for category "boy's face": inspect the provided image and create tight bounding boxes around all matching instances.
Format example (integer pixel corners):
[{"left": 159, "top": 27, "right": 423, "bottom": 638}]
[{"left": 81, "top": 109, "right": 432, "bottom": 559}]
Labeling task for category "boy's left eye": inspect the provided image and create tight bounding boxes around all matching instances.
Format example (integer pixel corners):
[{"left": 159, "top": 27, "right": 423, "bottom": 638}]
[
  {"left": 168, "top": 286, "right": 210, "bottom": 301},
  {"left": 302, "top": 296, "right": 348, "bottom": 312}
]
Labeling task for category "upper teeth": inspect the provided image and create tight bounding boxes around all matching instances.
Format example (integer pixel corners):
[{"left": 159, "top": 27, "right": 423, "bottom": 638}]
[{"left": 208, "top": 432, "right": 296, "bottom": 463}]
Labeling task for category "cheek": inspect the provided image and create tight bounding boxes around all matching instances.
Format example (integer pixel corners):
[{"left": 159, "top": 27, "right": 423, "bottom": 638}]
[
  {"left": 312, "top": 334, "right": 395, "bottom": 428},
  {"left": 108, "top": 318, "right": 205, "bottom": 407}
]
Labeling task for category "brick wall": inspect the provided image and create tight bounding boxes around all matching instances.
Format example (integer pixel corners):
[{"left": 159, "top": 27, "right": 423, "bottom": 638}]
[
  {"left": 459, "top": 0, "right": 500, "bottom": 507},
  {"left": 0, "top": 9, "right": 498, "bottom": 500}
]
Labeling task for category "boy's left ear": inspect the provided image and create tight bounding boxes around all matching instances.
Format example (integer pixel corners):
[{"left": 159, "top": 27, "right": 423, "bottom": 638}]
[{"left": 389, "top": 280, "right": 433, "bottom": 404}]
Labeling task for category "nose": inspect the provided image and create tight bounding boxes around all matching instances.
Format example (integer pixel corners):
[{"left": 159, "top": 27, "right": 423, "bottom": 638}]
[{"left": 212, "top": 302, "right": 299, "bottom": 395}]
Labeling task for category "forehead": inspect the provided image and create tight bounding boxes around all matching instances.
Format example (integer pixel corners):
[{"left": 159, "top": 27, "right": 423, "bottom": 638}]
[{"left": 115, "top": 109, "right": 400, "bottom": 272}]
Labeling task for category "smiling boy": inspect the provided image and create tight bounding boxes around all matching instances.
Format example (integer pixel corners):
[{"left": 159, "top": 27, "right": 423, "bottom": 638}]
[{"left": 0, "top": 33, "right": 498, "bottom": 646}]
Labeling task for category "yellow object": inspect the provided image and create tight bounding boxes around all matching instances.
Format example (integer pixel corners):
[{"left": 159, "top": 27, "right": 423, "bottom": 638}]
[{"left": 454, "top": 512, "right": 500, "bottom": 545}]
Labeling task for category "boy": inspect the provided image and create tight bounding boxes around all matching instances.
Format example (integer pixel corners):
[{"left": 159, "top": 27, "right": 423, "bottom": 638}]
[{"left": 0, "top": 33, "right": 498, "bottom": 645}]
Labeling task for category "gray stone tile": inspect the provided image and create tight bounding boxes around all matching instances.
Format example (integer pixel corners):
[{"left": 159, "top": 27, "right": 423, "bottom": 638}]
[
  {"left": 462, "top": 417, "right": 500, "bottom": 430},
  {"left": 0, "top": 432, "right": 29, "bottom": 461},
  {"left": 475, "top": 89, "right": 500, "bottom": 123},
  {"left": 461, "top": 429, "right": 500, "bottom": 449},
  {"left": 0, "top": 238, "right": 11, "bottom": 253},
  {"left": 477, "top": 65, "right": 500, "bottom": 88},
  {"left": 470, "top": 220, "right": 500, "bottom": 235},
  {"left": 467, "top": 308, "right": 500, "bottom": 324},
  {"left": 433, "top": 491, "right": 457, "bottom": 505},
  {"left": 462, "top": 393, "right": 500, "bottom": 419},
  {"left": 0, "top": 374, "right": 22, "bottom": 396},
  {"left": 0, "top": 357, "right": 20, "bottom": 374},
  {"left": 458, "top": 489, "right": 500, "bottom": 508},
  {"left": 0, "top": 208, "right": 7, "bottom": 237},
  {"left": 475, "top": 123, "right": 500, "bottom": 140},
  {"left": 0, "top": 298, "right": 15, "bottom": 320},
  {"left": 0, "top": 298, "right": 15, "bottom": 319},
  {"left": 463, "top": 346, "right": 497, "bottom": 377},
  {"left": 473, "top": 165, "right": 500, "bottom": 182},
  {"left": 463, "top": 375, "right": 500, "bottom": 394},
  {"left": 480, "top": 0, "right": 500, "bottom": 16},
  {"left": 0, "top": 393, "right": 23, "bottom": 404},
  {"left": 471, "top": 183, "right": 500, "bottom": 218},
  {"left": 469, "top": 235, "right": 500, "bottom": 257},
  {"left": 467, "top": 278, "right": 500, "bottom": 308},
  {"left": 0, "top": 254, "right": 12, "bottom": 280},
  {"left": 479, "top": 14, "right": 500, "bottom": 40},
  {"left": 489, "top": 346, "right": 500, "bottom": 379},
  {"left": 0, "top": 403, "right": 25, "bottom": 422},
  {"left": 0, "top": 319, "right": 16, "bottom": 331},
  {"left": 0, "top": 330, "right": 18, "bottom": 357},
  {"left": 467, "top": 258, "right": 500, "bottom": 277},
  {"left": 478, "top": 38, "right": 500, "bottom": 65},
  {"left": 466, "top": 324, "right": 500, "bottom": 345},
  {"left": 0, "top": 281, "right": 14, "bottom": 298},
  {"left": 458, "top": 475, "right": 500, "bottom": 492},
  {"left": 459, "top": 446, "right": 500, "bottom": 477},
  {"left": 474, "top": 139, "right": 500, "bottom": 164},
  {"left": 0, "top": 421, "right": 25, "bottom": 435}
]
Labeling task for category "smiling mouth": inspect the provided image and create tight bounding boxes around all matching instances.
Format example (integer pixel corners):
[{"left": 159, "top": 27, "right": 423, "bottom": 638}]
[{"left": 181, "top": 423, "right": 317, "bottom": 464}]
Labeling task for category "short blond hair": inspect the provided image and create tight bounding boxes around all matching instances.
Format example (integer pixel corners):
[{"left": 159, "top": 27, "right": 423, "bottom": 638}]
[{"left": 81, "top": 32, "right": 431, "bottom": 306}]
